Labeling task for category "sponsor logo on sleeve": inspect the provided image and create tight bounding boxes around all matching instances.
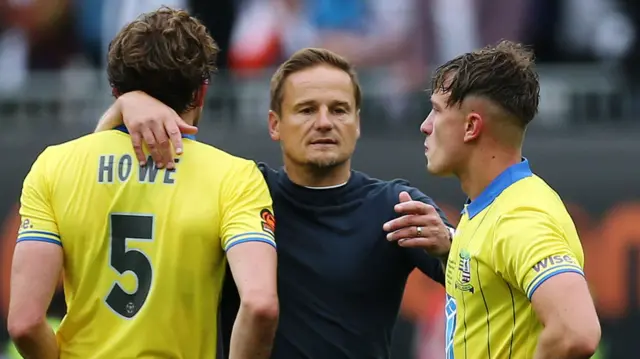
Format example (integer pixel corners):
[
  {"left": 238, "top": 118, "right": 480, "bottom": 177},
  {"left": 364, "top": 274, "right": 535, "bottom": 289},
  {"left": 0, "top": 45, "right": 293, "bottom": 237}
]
[
  {"left": 20, "top": 218, "right": 33, "bottom": 230},
  {"left": 532, "top": 254, "right": 576, "bottom": 273},
  {"left": 260, "top": 209, "right": 275, "bottom": 236}
]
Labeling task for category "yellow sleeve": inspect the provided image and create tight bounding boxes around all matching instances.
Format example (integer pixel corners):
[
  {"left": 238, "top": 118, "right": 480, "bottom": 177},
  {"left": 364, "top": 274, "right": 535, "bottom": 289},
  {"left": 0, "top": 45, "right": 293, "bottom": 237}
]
[
  {"left": 17, "top": 148, "right": 61, "bottom": 246},
  {"left": 493, "top": 209, "right": 583, "bottom": 300},
  {"left": 219, "top": 161, "right": 276, "bottom": 251}
]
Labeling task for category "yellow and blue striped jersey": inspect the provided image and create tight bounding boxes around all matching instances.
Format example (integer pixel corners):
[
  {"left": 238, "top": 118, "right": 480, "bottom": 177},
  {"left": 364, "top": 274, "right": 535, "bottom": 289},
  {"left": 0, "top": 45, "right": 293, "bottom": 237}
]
[
  {"left": 17, "top": 126, "right": 276, "bottom": 359},
  {"left": 444, "top": 159, "right": 584, "bottom": 359}
]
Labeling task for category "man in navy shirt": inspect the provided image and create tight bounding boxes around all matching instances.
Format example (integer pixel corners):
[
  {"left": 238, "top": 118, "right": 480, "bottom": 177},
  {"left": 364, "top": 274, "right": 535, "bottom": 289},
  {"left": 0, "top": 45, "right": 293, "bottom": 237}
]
[{"left": 96, "top": 47, "right": 453, "bottom": 359}]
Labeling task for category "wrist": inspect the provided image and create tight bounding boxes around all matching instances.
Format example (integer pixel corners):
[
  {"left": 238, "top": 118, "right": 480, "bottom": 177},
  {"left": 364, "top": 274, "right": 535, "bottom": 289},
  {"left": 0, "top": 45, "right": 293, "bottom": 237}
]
[{"left": 439, "top": 227, "right": 454, "bottom": 259}]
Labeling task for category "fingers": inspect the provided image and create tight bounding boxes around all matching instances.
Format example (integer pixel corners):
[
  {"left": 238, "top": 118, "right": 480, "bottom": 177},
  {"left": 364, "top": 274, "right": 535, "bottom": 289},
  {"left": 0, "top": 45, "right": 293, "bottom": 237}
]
[
  {"left": 385, "top": 226, "right": 421, "bottom": 241},
  {"left": 396, "top": 237, "right": 440, "bottom": 249},
  {"left": 141, "top": 128, "right": 163, "bottom": 167},
  {"left": 399, "top": 191, "right": 412, "bottom": 203},
  {"left": 383, "top": 214, "right": 429, "bottom": 232},
  {"left": 386, "top": 223, "right": 443, "bottom": 241},
  {"left": 394, "top": 201, "right": 436, "bottom": 216},
  {"left": 150, "top": 122, "right": 173, "bottom": 168},
  {"left": 131, "top": 132, "right": 147, "bottom": 166},
  {"left": 167, "top": 121, "right": 184, "bottom": 157},
  {"left": 177, "top": 117, "right": 198, "bottom": 135}
]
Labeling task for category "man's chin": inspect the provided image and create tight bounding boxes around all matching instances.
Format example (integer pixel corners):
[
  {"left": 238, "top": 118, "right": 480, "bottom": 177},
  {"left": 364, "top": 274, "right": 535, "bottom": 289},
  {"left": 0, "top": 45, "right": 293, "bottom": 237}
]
[
  {"left": 306, "top": 155, "right": 345, "bottom": 170},
  {"left": 426, "top": 162, "right": 451, "bottom": 177}
]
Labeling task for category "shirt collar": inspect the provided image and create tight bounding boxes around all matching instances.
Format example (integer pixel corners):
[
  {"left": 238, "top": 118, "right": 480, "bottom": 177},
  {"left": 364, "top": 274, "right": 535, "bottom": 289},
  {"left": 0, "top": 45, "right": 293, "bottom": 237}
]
[
  {"left": 463, "top": 158, "right": 533, "bottom": 219},
  {"left": 113, "top": 124, "right": 196, "bottom": 140}
]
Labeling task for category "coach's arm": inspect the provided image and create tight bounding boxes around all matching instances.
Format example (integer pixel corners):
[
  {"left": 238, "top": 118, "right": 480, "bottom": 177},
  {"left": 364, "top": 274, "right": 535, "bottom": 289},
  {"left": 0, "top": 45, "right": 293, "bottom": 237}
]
[{"left": 496, "top": 210, "right": 600, "bottom": 359}]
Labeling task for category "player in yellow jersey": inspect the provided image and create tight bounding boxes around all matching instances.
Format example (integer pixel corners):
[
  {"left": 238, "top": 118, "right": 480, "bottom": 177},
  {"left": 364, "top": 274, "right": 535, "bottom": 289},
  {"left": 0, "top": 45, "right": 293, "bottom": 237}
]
[
  {"left": 386, "top": 41, "right": 601, "bottom": 359},
  {"left": 7, "top": 7, "right": 278, "bottom": 359}
]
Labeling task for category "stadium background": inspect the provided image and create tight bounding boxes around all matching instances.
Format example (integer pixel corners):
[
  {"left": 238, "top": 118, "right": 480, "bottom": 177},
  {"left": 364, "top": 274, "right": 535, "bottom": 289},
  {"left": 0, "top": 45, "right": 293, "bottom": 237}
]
[{"left": 1, "top": 0, "right": 639, "bottom": 358}]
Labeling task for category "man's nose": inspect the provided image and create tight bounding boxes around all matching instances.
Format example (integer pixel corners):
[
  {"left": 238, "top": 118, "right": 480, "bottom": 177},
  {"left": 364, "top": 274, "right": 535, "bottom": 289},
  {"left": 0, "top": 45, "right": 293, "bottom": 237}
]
[
  {"left": 314, "top": 107, "right": 333, "bottom": 130},
  {"left": 420, "top": 115, "right": 433, "bottom": 134}
]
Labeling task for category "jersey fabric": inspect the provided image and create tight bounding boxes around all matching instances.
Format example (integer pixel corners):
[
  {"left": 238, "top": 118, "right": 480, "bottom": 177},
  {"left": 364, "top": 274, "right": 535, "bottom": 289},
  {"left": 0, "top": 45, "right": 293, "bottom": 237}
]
[
  {"left": 444, "top": 159, "right": 585, "bottom": 359},
  {"left": 17, "top": 127, "right": 275, "bottom": 359},
  {"left": 217, "top": 164, "right": 452, "bottom": 359}
]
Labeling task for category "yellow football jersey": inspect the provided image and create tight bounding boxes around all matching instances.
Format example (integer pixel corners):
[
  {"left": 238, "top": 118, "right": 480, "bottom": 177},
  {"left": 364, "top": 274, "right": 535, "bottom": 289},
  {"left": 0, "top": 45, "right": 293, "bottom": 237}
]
[
  {"left": 17, "top": 127, "right": 276, "bottom": 359},
  {"left": 445, "top": 159, "right": 585, "bottom": 359}
]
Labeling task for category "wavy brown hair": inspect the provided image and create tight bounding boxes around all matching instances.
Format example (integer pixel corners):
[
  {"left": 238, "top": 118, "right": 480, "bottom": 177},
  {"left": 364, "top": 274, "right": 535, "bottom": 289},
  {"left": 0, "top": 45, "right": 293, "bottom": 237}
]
[
  {"left": 431, "top": 40, "right": 540, "bottom": 127},
  {"left": 107, "top": 6, "right": 219, "bottom": 114}
]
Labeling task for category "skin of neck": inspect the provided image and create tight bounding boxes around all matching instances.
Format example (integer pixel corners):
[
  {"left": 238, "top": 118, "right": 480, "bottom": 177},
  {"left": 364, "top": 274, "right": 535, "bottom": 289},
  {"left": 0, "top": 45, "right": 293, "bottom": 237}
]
[
  {"left": 458, "top": 144, "right": 522, "bottom": 201},
  {"left": 283, "top": 157, "right": 352, "bottom": 188},
  {"left": 181, "top": 108, "right": 199, "bottom": 126}
]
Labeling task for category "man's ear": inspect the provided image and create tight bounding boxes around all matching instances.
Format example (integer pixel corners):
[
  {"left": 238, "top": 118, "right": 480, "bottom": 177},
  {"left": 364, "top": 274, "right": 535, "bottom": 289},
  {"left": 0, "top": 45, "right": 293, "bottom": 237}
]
[
  {"left": 463, "top": 112, "right": 483, "bottom": 143},
  {"left": 355, "top": 109, "right": 361, "bottom": 139},
  {"left": 268, "top": 110, "right": 281, "bottom": 141},
  {"left": 194, "top": 84, "right": 209, "bottom": 107}
]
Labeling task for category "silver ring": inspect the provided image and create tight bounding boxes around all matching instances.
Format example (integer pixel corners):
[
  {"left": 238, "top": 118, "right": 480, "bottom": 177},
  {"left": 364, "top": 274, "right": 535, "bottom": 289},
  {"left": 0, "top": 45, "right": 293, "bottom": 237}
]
[{"left": 416, "top": 226, "right": 423, "bottom": 236}]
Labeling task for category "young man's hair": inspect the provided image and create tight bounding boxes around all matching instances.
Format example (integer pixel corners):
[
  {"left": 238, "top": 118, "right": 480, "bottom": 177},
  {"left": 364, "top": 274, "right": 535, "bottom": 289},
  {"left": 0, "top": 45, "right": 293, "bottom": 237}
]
[
  {"left": 269, "top": 48, "right": 362, "bottom": 115},
  {"left": 107, "top": 6, "right": 219, "bottom": 114},
  {"left": 431, "top": 40, "right": 540, "bottom": 128}
]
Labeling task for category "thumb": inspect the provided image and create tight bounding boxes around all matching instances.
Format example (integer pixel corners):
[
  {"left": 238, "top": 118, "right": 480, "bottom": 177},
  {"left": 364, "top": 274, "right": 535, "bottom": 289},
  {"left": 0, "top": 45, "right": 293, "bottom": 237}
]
[
  {"left": 177, "top": 117, "right": 199, "bottom": 134},
  {"left": 399, "top": 191, "right": 412, "bottom": 203}
]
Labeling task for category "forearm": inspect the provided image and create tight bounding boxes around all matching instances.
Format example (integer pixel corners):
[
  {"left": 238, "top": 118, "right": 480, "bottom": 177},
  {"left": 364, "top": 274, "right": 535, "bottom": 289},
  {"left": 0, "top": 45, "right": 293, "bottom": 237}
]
[
  {"left": 534, "top": 325, "right": 594, "bottom": 359},
  {"left": 228, "top": 305, "right": 278, "bottom": 359},
  {"left": 95, "top": 101, "right": 123, "bottom": 132},
  {"left": 12, "top": 320, "right": 59, "bottom": 359}
]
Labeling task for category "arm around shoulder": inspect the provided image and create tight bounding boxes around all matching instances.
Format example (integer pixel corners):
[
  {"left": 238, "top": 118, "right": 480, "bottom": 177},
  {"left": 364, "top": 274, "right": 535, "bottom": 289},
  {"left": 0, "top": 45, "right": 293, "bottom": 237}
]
[{"left": 95, "top": 101, "right": 123, "bottom": 132}]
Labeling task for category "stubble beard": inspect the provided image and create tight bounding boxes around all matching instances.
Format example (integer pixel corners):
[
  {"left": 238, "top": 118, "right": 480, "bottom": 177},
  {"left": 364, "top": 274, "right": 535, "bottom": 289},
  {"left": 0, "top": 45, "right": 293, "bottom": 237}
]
[{"left": 301, "top": 152, "right": 352, "bottom": 179}]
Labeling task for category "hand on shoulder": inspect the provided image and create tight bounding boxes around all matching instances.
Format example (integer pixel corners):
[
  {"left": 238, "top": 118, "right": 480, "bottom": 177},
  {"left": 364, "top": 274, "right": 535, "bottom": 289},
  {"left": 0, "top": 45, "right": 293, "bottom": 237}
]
[{"left": 117, "top": 91, "right": 197, "bottom": 169}]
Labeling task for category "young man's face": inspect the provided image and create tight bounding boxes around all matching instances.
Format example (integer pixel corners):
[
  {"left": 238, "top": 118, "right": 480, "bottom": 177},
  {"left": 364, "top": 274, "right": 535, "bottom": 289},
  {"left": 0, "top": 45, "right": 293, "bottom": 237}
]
[
  {"left": 421, "top": 91, "right": 470, "bottom": 176},
  {"left": 269, "top": 65, "right": 360, "bottom": 170}
]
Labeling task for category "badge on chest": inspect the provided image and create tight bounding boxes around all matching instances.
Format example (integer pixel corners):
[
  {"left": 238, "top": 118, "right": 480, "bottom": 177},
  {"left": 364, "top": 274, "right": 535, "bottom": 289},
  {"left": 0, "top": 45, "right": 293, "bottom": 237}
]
[{"left": 455, "top": 249, "right": 475, "bottom": 294}]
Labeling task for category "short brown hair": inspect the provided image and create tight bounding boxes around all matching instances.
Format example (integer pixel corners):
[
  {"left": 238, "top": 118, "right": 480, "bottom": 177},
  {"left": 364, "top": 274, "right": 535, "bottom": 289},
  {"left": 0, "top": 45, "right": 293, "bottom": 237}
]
[
  {"left": 269, "top": 48, "right": 362, "bottom": 115},
  {"left": 431, "top": 40, "right": 540, "bottom": 127},
  {"left": 107, "top": 6, "right": 219, "bottom": 114}
]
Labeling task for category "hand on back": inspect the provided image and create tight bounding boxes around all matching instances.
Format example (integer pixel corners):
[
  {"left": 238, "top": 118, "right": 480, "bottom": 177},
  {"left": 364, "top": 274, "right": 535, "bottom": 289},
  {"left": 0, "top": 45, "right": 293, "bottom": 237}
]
[{"left": 118, "top": 91, "right": 197, "bottom": 169}]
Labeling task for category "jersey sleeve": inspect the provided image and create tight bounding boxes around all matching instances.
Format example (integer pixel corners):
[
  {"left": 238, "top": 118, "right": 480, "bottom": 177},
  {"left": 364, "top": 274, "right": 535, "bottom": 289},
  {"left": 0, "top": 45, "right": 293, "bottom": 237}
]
[
  {"left": 493, "top": 209, "right": 584, "bottom": 300},
  {"left": 17, "top": 148, "right": 61, "bottom": 246},
  {"left": 219, "top": 161, "right": 276, "bottom": 252}
]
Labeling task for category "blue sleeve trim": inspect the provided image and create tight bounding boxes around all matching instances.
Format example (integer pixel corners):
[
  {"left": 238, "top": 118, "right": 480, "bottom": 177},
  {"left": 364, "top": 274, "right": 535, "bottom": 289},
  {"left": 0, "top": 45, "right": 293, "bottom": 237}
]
[
  {"left": 16, "top": 237, "right": 63, "bottom": 247},
  {"left": 527, "top": 268, "right": 584, "bottom": 300},
  {"left": 18, "top": 230, "right": 60, "bottom": 239},
  {"left": 226, "top": 232, "right": 272, "bottom": 243},
  {"left": 225, "top": 237, "right": 276, "bottom": 252}
]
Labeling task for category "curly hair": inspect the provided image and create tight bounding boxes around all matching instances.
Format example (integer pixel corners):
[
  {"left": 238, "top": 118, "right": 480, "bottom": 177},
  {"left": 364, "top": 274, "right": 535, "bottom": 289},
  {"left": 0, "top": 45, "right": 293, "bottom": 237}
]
[
  {"left": 107, "top": 6, "right": 219, "bottom": 114},
  {"left": 270, "top": 48, "right": 362, "bottom": 115},
  {"left": 431, "top": 40, "right": 540, "bottom": 127}
]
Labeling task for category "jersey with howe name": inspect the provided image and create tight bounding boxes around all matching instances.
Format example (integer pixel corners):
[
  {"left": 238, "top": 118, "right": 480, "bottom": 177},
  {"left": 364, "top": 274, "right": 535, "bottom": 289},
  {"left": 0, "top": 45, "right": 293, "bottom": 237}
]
[
  {"left": 17, "top": 128, "right": 276, "bottom": 359},
  {"left": 444, "top": 159, "right": 585, "bottom": 359}
]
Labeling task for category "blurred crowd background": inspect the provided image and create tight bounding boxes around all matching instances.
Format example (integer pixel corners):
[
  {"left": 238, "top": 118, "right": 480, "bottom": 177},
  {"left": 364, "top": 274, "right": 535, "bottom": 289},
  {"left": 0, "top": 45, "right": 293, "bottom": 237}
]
[
  {"left": 1, "top": 0, "right": 639, "bottom": 358},
  {"left": 1, "top": 0, "right": 640, "bottom": 129}
]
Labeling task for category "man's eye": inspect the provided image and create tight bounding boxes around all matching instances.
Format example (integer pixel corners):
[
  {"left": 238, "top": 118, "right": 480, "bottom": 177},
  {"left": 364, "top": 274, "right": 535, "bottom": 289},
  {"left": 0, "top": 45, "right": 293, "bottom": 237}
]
[{"left": 300, "top": 108, "right": 314, "bottom": 114}]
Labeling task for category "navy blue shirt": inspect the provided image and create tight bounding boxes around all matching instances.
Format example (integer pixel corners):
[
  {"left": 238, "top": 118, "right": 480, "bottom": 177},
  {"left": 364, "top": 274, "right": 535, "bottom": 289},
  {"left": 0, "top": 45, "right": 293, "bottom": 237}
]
[{"left": 218, "top": 164, "right": 451, "bottom": 359}]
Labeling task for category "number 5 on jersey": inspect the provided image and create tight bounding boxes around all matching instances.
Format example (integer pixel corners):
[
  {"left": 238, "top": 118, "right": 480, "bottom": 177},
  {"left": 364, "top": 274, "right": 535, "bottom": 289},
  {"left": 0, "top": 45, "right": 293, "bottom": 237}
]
[{"left": 105, "top": 213, "right": 154, "bottom": 318}]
